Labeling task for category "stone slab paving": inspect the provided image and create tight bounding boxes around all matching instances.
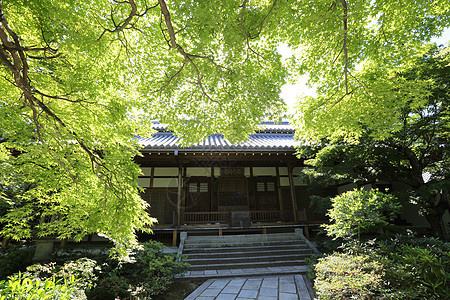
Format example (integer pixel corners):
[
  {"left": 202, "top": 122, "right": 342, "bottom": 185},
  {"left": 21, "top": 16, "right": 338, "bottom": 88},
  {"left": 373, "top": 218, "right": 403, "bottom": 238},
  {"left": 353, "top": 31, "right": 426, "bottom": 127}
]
[
  {"left": 184, "top": 275, "right": 314, "bottom": 300},
  {"left": 183, "top": 266, "right": 308, "bottom": 279}
]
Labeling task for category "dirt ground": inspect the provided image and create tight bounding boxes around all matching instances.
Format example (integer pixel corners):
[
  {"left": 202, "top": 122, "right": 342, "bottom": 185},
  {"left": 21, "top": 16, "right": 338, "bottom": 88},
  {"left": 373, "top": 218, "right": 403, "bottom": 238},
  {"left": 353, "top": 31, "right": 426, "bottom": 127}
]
[{"left": 151, "top": 278, "right": 205, "bottom": 300}]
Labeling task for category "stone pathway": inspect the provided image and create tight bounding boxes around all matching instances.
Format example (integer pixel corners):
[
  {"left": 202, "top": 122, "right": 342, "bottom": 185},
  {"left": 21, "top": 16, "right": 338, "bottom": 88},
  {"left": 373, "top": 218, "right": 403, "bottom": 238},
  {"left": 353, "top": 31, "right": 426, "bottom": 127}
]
[
  {"left": 184, "top": 275, "right": 314, "bottom": 300},
  {"left": 185, "top": 266, "right": 308, "bottom": 278}
]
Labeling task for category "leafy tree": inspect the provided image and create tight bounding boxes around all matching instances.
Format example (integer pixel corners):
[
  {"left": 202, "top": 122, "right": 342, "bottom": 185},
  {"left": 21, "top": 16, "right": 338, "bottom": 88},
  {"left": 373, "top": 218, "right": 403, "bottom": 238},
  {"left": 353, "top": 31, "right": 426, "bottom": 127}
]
[
  {"left": 324, "top": 189, "right": 400, "bottom": 239},
  {"left": 299, "top": 46, "right": 450, "bottom": 239},
  {"left": 291, "top": 1, "right": 450, "bottom": 142},
  {"left": 0, "top": 0, "right": 448, "bottom": 248}
]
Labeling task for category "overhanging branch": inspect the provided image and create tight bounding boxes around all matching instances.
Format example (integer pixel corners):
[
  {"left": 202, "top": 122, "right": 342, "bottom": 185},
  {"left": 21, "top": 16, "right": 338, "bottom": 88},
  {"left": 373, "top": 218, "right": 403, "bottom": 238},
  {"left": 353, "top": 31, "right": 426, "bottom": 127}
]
[
  {"left": 158, "top": 0, "right": 219, "bottom": 103},
  {"left": 340, "top": 0, "right": 349, "bottom": 94}
]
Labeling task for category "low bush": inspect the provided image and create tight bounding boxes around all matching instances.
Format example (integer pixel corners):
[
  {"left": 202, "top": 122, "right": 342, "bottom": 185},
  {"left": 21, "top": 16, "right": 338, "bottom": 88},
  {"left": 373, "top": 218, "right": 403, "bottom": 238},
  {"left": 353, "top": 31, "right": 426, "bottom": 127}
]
[
  {"left": 305, "top": 254, "right": 323, "bottom": 280},
  {"left": 25, "top": 257, "right": 100, "bottom": 299},
  {"left": 1, "top": 241, "right": 188, "bottom": 299},
  {"left": 0, "top": 272, "right": 77, "bottom": 299},
  {"left": 128, "top": 240, "right": 188, "bottom": 297},
  {"left": 87, "top": 271, "right": 129, "bottom": 300},
  {"left": 314, "top": 253, "right": 384, "bottom": 299},
  {"left": 0, "top": 246, "right": 35, "bottom": 280},
  {"left": 87, "top": 240, "right": 188, "bottom": 299},
  {"left": 314, "top": 236, "right": 450, "bottom": 299}
]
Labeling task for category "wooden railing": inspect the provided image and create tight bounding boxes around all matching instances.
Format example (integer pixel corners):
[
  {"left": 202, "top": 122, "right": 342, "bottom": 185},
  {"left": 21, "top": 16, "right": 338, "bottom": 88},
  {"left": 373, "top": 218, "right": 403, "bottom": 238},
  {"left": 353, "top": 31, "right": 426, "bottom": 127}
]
[
  {"left": 251, "top": 210, "right": 284, "bottom": 222},
  {"left": 251, "top": 210, "right": 306, "bottom": 222},
  {"left": 182, "top": 209, "right": 307, "bottom": 224},
  {"left": 183, "top": 212, "right": 230, "bottom": 224}
]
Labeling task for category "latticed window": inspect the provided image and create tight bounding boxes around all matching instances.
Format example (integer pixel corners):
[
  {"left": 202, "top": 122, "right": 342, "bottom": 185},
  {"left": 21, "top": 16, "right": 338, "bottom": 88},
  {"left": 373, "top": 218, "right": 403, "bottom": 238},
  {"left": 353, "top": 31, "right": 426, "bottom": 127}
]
[
  {"left": 257, "top": 182, "right": 265, "bottom": 192},
  {"left": 257, "top": 181, "right": 276, "bottom": 192},
  {"left": 199, "top": 182, "right": 208, "bottom": 192},
  {"left": 189, "top": 183, "right": 197, "bottom": 192},
  {"left": 189, "top": 182, "right": 209, "bottom": 193}
]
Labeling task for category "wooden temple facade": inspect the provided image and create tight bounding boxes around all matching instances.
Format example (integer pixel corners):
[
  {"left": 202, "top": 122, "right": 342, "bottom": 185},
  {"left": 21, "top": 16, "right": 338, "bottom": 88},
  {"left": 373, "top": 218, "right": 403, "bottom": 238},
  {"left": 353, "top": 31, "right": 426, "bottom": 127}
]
[{"left": 135, "top": 122, "right": 335, "bottom": 239}]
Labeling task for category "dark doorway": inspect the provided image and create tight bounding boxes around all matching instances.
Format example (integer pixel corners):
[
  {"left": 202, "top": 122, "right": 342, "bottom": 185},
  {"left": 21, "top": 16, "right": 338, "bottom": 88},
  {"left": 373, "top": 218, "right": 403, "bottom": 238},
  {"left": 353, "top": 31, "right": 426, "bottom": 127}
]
[
  {"left": 185, "top": 178, "right": 211, "bottom": 212},
  {"left": 218, "top": 177, "right": 248, "bottom": 211},
  {"left": 255, "top": 178, "right": 278, "bottom": 210}
]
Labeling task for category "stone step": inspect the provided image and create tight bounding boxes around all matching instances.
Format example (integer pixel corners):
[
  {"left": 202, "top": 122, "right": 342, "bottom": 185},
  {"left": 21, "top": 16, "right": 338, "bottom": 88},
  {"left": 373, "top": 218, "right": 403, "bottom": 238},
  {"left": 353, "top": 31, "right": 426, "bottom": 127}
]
[
  {"left": 187, "top": 233, "right": 296, "bottom": 241},
  {"left": 186, "top": 253, "right": 312, "bottom": 265},
  {"left": 184, "top": 234, "right": 297, "bottom": 243},
  {"left": 183, "top": 242, "right": 310, "bottom": 254},
  {"left": 184, "top": 239, "right": 307, "bottom": 249},
  {"left": 185, "top": 248, "right": 313, "bottom": 259},
  {"left": 188, "top": 259, "right": 308, "bottom": 271},
  {"left": 180, "top": 232, "right": 315, "bottom": 278},
  {"left": 181, "top": 265, "right": 309, "bottom": 279}
]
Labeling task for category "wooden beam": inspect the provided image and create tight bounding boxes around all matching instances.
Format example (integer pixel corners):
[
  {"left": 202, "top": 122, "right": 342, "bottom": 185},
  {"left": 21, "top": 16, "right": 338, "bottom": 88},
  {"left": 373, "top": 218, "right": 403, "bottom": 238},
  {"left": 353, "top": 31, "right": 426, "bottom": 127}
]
[
  {"left": 150, "top": 167, "right": 155, "bottom": 188},
  {"left": 172, "top": 229, "right": 177, "bottom": 246},
  {"left": 288, "top": 165, "right": 298, "bottom": 223},
  {"left": 276, "top": 167, "right": 284, "bottom": 220},
  {"left": 177, "top": 167, "right": 182, "bottom": 226}
]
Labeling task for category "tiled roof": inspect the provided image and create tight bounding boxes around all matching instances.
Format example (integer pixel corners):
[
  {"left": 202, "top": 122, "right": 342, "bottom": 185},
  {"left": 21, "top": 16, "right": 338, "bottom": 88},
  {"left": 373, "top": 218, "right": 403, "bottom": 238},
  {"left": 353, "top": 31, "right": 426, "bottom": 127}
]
[
  {"left": 149, "top": 121, "right": 294, "bottom": 133},
  {"left": 258, "top": 122, "right": 294, "bottom": 132},
  {"left": 139, "top": 122, "right": 298, "bottom": 152}
]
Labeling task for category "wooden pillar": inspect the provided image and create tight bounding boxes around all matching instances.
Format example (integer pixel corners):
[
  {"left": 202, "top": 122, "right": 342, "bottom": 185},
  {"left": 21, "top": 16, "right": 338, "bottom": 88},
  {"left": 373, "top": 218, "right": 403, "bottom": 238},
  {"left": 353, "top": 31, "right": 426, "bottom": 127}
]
[
  {"left": 249, "top": 167, "right": 255, "bottom": 210},
  {"left": 288, "top": 165, "right": 298, "bottom": 223},
  {"left": 211, "top": 167, "right": 214, "bottom": 211},
  {"left": 276, "top": 167, "right": 284, "bottom": 220},
  {"left": 150, "top": 167, "right": 155, "bottom": 187},
  {"left": 172, "top": 229, "right": 177, "bottom": 246},
  {"left": 218, "top": 228, "right": 223, "bottom": 236},
  {"left": 304, "top": 226, "right": 310, "bottom": 239},
  {"left": 177, "top": 167, "right": 182, "bottom": 226}
]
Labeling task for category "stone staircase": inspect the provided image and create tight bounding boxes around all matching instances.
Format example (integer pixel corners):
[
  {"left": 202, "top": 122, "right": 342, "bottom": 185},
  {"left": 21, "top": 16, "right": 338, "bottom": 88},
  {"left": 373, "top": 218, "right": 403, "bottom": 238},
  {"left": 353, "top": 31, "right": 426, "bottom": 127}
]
[{"left": 181, "top": 231, "right": 319, "bottom": 279}]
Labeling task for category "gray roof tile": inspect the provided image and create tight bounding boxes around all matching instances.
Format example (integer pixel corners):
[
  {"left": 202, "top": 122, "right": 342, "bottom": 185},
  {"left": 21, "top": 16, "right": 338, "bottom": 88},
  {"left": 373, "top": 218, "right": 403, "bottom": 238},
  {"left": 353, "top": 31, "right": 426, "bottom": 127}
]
[{"left": 138, "top": 131, "right": 298, "bottom": 152}]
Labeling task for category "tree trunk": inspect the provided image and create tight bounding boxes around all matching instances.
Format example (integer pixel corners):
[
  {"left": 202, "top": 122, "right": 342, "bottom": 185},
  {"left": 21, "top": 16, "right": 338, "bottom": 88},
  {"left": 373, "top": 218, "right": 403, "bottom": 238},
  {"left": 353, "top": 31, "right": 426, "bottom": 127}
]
[{"left": 424, "top": 192, "right": 449, "bottom": 240}]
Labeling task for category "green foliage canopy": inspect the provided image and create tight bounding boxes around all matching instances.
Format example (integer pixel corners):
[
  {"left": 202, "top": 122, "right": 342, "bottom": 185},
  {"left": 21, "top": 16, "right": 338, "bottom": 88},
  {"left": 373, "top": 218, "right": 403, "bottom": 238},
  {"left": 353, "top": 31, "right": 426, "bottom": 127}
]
[
  {"left": 289, "top": 0, "right": 450, "bottom": 142},
  {"left": 299, "top": 46, "right": 450, "bottom": 238},
  {"left": 0, "top": 0, "right": 448, "bottom": 249},
  {"left": 0, "top": 0, "right": 287, "bottom": 249}
]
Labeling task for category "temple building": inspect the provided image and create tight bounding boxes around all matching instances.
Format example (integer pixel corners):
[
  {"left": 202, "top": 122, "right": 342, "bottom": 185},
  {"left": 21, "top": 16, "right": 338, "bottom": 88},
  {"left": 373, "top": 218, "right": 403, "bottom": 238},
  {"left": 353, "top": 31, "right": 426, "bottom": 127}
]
[{"left": 135, "top": 122, "right": 335, "bottom": 242}]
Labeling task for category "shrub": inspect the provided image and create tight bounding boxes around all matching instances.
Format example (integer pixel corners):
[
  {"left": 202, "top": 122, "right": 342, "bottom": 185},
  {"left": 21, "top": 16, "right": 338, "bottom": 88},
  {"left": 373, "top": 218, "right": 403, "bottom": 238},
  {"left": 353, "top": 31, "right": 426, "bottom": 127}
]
[
  {"left": 129, "top": 241, "right": 188, "bottom": 296},
  {"left": 314, "top": 253, "right": 384, "bottom": 300},
  {"left": 395, "top": 245, "right": 449, "bottom": 298},
  {"left": 337, "top": 236, "right": 450, "bottom": 299},
  {"left": 52, "top": 246, "right": 110, "bottom": 264},
  {"left": 87, "top": 240, "right": 188, "bottom": 299},
  {"left": 324, "top": 189, "right": 400, "bottom": 239},
  {"left": 305, "top": 254, "right": 323, "bottom": 280},
  {"left": 25, "top": 258, "right": 100, "bottom": 300},
  {"left": 0, "top": 246, "right": 35, "bottom": 280},
  {"left": 0, "top": 272, "right": 77, "bottom": 299},
  {"left": 86, "top": 271, "right": 129, "bottom": 300}
]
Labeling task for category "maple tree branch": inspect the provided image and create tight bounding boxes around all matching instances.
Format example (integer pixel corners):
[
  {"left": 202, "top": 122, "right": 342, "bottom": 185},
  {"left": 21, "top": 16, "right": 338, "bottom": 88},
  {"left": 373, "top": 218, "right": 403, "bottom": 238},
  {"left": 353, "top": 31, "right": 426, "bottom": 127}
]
[
  {"left": 0, "top": 3, "right": 107, "bottom": 173},
  {"left": 329, "top": 89, "right": 354, "bottom": 111},
  {"left": 29, "top": 98, "right": 77, "bottom": 182},
  {"left": 248, "top": 0, "right": 277, "bottom": 39},
  {"left": 333, "top": 46, "right": 344, "bottom": 64},
  {"left": 340, "top": 0, "right": 348, "bottom": 94},
  {"left": 157, "top": 59, "right": 187, "bottom": 93},
  {"left": 158, "top": 0, "right": 219, "bottom": 103},
  {"left": 238, "top": 0, "right": 266, "bottom": 63},
  {"left": 97, "top": 0, "right": 158, "bottom": 40}
]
